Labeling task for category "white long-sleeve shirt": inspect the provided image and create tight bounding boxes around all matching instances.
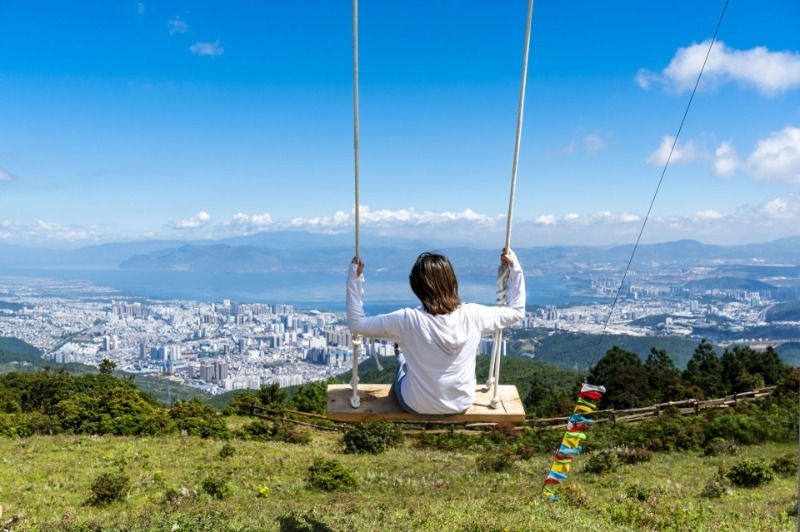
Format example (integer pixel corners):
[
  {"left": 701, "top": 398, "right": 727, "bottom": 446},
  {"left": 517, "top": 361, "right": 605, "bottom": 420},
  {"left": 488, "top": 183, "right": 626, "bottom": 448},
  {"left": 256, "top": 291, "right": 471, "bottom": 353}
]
[{"left": 346, "top": 261, "right": 526, "bottom": 414}]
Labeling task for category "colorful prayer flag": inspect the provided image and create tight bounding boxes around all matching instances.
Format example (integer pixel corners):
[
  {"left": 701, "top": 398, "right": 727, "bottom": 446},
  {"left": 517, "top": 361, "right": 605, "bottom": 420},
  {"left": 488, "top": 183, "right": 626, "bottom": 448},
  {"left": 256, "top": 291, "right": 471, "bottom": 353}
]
[{"left": 542, "top": 381, "right": 606, "bottom": 499}]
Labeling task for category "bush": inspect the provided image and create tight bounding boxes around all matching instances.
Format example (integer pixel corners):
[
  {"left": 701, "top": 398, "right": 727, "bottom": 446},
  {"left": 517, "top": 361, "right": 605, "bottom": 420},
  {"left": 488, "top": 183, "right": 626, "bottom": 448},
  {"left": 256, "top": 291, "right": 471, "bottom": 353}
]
[
  {"left": 475, "top": 450, "right": 515, "bottom": 473},
  {"left": 222, "top": 393, "right": 260, "bottom": 416},
  {"left": 89, "top": 471, "right": 130, "bottom": 505},
  {"left": 218, "top": 442, "right": 236, "bottom": 459},
  {"left": 306, "top": 458, "right": 357, "bottom": 492},
  {"left": 341, "top": 423, "right": 402, "bottom": 454},
  {"left": 624, "top": 483, "right": 660, "bottom": 502},
  {"left": 725, "top": 459, "right": 774, "bottom": 488},
  {"left": 702, "top": 437, "right": 740, "bottom": 457},
  {"left": 699, "top": 479, "right": 728, "bottom": 499},
  {"left": 770, "top": 452, "right": 798, "bottom": 476},
  {"left": 237, "top": 418, "right": 312, "bottom": 444},
  {"left": 486, "top": 423, "right": 519, "bottom": 443},
  {"left": 583, "top": 449, "right": 620, "bottom": 474},
  {"left": 555, "top": 483, "right": 587, "bottom": 508},
  {"left": 415, "top": 432, "right": 487, "bottom": 453},
  {"left": 274, "top": 422, "right": 313, "bottom": 445},
  {"left": 201, "top": 473, "right": 231, "bottom": 499},
  {"left": 617, "top": 448, "right": 653, "bottom": 465}
]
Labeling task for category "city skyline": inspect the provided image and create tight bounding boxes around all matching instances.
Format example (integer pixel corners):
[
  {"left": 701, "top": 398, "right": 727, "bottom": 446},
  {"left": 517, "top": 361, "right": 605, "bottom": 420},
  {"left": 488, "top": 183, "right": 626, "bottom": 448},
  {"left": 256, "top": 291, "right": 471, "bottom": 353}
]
[{"left": 1, "top": 1, "right": 799, "bottom": 248}]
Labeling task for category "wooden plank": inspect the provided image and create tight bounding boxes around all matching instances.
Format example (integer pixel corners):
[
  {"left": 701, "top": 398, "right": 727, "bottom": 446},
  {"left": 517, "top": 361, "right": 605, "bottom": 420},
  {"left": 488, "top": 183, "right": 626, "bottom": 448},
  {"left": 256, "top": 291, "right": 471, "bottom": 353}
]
[{"left": 326, "top": 384, "right": 526, "bottom": 423}]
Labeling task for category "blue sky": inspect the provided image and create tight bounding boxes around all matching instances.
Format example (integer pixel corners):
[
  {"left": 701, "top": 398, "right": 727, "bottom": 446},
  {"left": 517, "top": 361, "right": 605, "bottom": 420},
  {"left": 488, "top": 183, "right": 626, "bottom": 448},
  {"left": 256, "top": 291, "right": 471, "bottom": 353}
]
[{"left": 1, "top": 1, "right": 799, "bottom": 248}]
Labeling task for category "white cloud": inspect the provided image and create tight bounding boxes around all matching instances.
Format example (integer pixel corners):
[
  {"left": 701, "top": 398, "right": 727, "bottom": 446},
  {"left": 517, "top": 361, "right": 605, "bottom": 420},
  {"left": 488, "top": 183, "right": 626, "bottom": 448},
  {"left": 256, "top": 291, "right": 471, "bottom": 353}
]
[
  {"left": 746, "top": 126, "right": 800, "bottom": 184},
  {"left": 695, "top": 209, "right": 724, "bottom": 220},
  {"left": 646, "top": 136, "right": 707, "bottom": 166},
  {"left": 0, "top": 168, "right": 13, "bottom": 182},
  {"left": 175, "top": 211, "right": 212, "bottom": 229},
  {"left": 25, "top": 220, "right": 99, "bottom": 242},
  {"left": 584, "top": 133, "right": 606, "bottom": 156},
  {"left": 535, "top": 215, "right": 556, "bottom": 226},
  {"left": 168, "top": 18, "right": 188, "bottom": 35},
  {"left": 546, "top": 134, "right": 607, "bottom": 158},
  {"left": 281, "top": 206, "right": 501, "bottom": 234},
  {"left": 713, "top": 141, "right": 740, "bottom": 178},
  {"left": 190, "top": 41, "right": 224, "bottom": 57},
  {"left": 225, "top": 212, "right": 273, "bottom": 234},
  {"left": 36, "top": 220, "right": 65, "bottom": 231},
  {"left": 545, "top": 141, "right": 576, "bottom": 158},
  {"left": 637, "top": 40, "right": 800, "bottom": 95}
]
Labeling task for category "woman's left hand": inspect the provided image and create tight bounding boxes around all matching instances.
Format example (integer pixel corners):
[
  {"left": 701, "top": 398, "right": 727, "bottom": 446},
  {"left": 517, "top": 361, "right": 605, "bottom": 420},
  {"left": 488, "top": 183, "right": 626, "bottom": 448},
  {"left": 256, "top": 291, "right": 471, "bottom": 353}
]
[{"left": 351, "top": 256, "right": 365, "bottom": 277}]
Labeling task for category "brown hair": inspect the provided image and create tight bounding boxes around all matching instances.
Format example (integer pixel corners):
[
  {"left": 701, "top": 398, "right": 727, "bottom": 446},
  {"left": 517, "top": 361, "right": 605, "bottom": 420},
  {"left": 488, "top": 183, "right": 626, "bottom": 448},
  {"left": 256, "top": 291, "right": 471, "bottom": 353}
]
[{"left": 409, "top": 252, "right": 462, "bottom": 315}]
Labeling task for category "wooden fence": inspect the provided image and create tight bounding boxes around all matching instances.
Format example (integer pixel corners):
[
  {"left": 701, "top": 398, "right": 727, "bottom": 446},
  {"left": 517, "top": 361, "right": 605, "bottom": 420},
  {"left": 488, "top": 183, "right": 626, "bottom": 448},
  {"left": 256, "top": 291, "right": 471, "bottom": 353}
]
[
  {"left": 524, "top": 386, "right": 776, "bottom": 431},
  {"left": 250, "top": 386, "right": 777, "bottom": 433}
]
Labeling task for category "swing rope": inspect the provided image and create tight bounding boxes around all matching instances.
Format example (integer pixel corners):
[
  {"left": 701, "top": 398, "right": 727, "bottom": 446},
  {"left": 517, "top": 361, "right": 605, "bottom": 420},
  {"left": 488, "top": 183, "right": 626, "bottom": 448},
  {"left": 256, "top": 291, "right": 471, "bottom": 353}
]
[
  {"left": 350, "top": 0, "right": 362, "bottom": 408},
  {"left": 486, "top": 0, "right": 535, "bottom": 409}
]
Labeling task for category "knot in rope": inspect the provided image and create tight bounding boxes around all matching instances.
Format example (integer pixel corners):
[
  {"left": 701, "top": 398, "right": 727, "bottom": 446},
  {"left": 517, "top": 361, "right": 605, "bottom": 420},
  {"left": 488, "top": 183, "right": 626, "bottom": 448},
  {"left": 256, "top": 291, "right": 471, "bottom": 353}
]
[{"left": 495, "top": 264, "right": 511, "bottom": 306}]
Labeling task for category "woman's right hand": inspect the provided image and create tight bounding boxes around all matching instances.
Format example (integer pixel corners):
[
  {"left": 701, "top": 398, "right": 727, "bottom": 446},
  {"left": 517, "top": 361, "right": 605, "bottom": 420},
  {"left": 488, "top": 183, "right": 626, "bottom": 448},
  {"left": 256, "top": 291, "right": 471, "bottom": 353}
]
[{"left": 351, "top": 257, "right": 364, "bottom": 277}]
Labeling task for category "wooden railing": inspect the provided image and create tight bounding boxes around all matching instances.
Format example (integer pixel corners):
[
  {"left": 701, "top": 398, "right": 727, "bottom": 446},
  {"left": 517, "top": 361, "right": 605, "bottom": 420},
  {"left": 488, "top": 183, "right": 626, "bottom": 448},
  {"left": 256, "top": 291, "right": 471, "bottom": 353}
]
[
  {"left": 248, "top": 386, "right": 777, "bottom": 433},
  {"left": 524, "top": 386, "right": 776, "bottom": 430}
]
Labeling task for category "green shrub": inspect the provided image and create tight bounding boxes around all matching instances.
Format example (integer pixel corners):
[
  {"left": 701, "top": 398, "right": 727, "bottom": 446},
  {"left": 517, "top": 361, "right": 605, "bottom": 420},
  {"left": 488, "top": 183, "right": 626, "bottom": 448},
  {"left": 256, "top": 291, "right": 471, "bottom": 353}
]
[
  {"left": 624, "top": 483, "right": 660, "bottom": 502},
  {"left": 341, "top": 423, "right": 402, "bottom": 454},
  {"left": 486, "top": 423, "right": 519, "bottom": 443},
  {"left": 617, "top": 448, "right": 653, "bottom": 465},
  {"left": 176, "top": 417, "right": 230, "bottom": 439},
  {"left": 770, "top": 452, "right": 798, "bottom": 476},
  {"left": 238, "top": 419, "right": 276, "bottom": 441},
  {"left": 415, "top": 432, "right": 487, "bottom": 453},
  {"left": 725, "top": 459, "right": 774, "bottom": 488},
  {"left": 218, "top": 442, "right": 236, "bottom": 459},
  {"left": 702, "top": 437, "right": 740, "bottom": 457},
  {"left": 274, "top": 421, "right": 313, "bottom": 445},
  {"left": 237, "top": 418, "right": 312, "bottom": 444},
  {"left": 306, "top": 458, "right": 357, "bottom": 492},
  {"left": 89, "top": 471, "right": 130, "bottom": 505},
  {"left": 699, "top": 479, "right": 727, "bottom": 499},
  {"left": 475, "top": 450, "right": 515, "bottom": 473},
  {"left": 201, "top": 473, "right": 231, "bottom": 499},
  {"left": 583, "top": 449, "right": 620, "bottom": 474},
  {"left": 555, "top": 483, "right": 586, "bottom": 508},
  {"left": 222, "top": 393, "right": 260, "bottom": 416},
  {"left": 790, "top": 499, "right": 798, "bottom": 517}
]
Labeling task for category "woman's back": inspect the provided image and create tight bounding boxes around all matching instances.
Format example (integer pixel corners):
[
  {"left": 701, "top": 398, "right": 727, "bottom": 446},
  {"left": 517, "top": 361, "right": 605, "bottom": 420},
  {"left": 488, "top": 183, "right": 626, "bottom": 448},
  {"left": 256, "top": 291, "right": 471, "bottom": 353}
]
[{"left": 346, "top": 251, "right": 525, "bottom": 415}]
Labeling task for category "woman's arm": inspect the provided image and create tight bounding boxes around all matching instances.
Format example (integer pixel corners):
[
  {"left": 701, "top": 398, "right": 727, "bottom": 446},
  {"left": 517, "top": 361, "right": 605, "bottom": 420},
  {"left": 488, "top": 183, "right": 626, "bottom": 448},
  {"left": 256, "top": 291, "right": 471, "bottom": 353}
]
[
  {"left": 475, "top": 249, "right": 526, "bottom": 333},
  {"left": 346, "top": 259, "right": 406, "bottom": 339}
]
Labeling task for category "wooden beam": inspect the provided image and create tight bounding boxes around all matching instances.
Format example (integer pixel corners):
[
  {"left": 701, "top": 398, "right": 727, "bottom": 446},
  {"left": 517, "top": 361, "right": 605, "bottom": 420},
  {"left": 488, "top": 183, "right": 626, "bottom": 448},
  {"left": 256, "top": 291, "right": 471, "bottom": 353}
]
[{"left": 326, "top": 384, "right": 525, "bottom": 423}]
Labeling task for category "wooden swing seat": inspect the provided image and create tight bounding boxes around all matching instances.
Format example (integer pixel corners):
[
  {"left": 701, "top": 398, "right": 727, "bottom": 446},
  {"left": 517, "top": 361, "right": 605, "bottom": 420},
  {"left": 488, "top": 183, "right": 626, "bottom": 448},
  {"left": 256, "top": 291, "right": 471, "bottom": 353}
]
[{"left": 326, "top": 383, "right": 525, "bottom": 423}]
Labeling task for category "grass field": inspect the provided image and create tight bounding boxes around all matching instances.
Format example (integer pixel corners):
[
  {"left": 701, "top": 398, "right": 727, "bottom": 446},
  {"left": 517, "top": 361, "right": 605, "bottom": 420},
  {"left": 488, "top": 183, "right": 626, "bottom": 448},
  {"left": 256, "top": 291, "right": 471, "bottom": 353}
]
[{"left": 0, "top": 423, "right": 797, "bottom": 531}]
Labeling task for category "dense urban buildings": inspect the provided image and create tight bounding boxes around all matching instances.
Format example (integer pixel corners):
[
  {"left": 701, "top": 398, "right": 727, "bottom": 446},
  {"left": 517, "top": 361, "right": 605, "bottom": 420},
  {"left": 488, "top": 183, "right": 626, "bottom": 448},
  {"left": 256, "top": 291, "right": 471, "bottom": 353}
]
[{"left": 0, "top": 269, "right": 797, "bottom": 394}]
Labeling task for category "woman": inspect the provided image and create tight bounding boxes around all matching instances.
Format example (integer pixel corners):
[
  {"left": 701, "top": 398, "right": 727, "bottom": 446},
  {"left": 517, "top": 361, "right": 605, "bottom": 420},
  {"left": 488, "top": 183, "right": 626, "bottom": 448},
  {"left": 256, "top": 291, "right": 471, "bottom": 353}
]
[{"left": 346, "top": 249, "right": 525, "bottom": 415}]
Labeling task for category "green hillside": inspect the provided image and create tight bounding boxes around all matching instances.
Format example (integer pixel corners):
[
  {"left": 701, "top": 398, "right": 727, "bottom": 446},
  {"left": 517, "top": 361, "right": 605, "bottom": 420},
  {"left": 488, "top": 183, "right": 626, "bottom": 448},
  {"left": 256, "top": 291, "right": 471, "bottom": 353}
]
[
  {"left": 0, "top": 336, "right": 206, "bottom": 404},
  {"left": 508, "top": 329, "right": 710, "bottom": 370},
  {"left": 683, "top": 276, "right": 777, "bottom": 291},
  {"left": 768, "top": 301, "right": 800, "bottom": 321}
]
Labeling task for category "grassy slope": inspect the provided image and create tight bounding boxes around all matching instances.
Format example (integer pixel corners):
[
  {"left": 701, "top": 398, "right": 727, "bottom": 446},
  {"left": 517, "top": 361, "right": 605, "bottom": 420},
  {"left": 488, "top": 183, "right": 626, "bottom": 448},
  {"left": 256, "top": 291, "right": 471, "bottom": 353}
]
[{"left": 0, "top": 431, "right": 795, "bottom": 530}]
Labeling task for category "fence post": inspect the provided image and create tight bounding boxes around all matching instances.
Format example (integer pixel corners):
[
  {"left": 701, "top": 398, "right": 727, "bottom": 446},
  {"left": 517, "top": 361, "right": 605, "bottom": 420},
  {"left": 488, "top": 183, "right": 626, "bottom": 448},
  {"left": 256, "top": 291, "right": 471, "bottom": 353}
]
[
  {"left": 694, "top": 400, "right": 700, "bottom": 415},
  {"left": 655, "top": 405, "right": 660, "bottom": 418},
  {"left": 611, "top": 410, "right": 617, "bottom": 423},
  {"left": 733, "top": 392, "right": 737, "bottom": 405}
]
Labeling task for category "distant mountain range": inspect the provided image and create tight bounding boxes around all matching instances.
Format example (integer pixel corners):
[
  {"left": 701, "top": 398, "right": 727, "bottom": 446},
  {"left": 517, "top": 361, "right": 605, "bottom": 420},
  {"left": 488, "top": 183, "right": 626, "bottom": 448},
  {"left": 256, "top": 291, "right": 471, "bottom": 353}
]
[{"left": 1, "top": 233, "right": 799, "bottom": 276}]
